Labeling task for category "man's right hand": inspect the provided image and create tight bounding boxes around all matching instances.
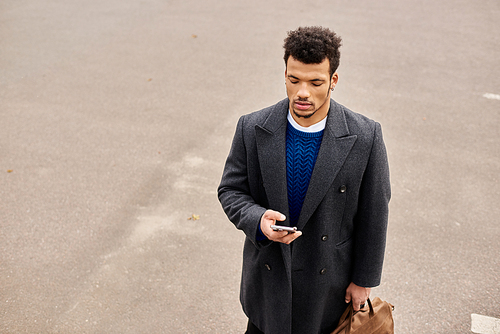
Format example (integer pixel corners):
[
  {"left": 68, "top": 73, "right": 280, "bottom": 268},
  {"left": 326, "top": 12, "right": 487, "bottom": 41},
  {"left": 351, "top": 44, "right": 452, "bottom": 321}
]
[{"left": 260, "top": 210, "right": 302, "bottom": 244}]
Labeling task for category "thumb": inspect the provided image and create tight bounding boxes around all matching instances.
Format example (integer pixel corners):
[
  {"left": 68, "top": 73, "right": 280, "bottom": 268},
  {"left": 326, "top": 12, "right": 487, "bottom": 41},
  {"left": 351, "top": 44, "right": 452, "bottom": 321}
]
[{"left": 345, "top": 293, "right": 351, "bottom": 304}]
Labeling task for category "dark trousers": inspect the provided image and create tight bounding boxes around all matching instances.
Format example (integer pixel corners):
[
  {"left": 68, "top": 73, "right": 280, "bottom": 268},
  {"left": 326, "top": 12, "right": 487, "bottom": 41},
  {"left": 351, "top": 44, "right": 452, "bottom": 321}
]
[{"left": 245, "top": 320, "right": 264, "bottom": 334}]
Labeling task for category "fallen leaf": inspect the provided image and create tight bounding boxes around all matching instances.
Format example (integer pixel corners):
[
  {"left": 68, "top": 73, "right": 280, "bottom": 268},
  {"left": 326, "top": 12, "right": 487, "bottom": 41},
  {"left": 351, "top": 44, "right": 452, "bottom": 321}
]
[
  {"left": 188, "top": 214, "right": 200, "bottom": 220},
  {"left": 7, "top": 170, "right": 13, "bottom": 173},
  {"left": 191, "top": 34, "right": 197, "bottom": 38},
  {"left": 147, "top": 78, "right": 152, "bottom": 82}
]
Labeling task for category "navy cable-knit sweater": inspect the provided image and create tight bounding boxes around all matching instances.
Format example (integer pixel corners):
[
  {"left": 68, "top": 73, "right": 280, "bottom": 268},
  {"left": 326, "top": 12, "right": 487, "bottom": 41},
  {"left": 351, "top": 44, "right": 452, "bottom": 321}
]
[{"left": 286, "top": 122, "right": 324, "bottom": 226}]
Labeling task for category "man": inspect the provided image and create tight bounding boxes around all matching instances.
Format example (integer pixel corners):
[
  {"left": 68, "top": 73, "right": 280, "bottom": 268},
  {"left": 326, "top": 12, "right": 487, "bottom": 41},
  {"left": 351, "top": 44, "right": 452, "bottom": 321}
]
[{"left": 218, "top": 26, "right": 390, "bottom": 334}]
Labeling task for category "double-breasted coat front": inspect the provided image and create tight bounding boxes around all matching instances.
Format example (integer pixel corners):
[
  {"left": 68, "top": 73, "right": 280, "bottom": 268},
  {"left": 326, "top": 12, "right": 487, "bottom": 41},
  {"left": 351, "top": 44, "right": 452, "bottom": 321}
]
[{"left": 218, "top": 98, "right": 391, "bottom": 334}]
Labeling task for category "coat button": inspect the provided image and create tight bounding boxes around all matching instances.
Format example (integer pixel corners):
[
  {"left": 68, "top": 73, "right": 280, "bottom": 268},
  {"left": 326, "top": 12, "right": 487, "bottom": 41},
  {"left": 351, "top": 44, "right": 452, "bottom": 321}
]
[
  {"left": 339, "top": 185, "right": 347, "bottom": 193},
  {"left": 321, "top": 235, "right": 328, "bottom": 241},
  {"left": 265, "top": 264, "right": 271, "bottom": 271},
  {"left": 320, "top": 268, "right": 327, "bottom": 275}
]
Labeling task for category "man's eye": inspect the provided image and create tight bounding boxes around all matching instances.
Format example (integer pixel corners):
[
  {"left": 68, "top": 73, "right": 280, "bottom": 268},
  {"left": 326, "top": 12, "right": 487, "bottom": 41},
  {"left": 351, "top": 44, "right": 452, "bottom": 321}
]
[
  {"left": 290, "top": 80, "right": 298, "bottom": 84},
  {"left": 312, "top": 83, "right": 322, "bottom": 87}
]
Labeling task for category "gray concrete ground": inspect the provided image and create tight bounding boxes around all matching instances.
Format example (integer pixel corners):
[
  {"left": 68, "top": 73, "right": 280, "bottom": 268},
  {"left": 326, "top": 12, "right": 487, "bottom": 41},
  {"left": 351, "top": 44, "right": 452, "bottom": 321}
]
[{"left": 1, "top": 0, "right": 499, "bottom": 333}]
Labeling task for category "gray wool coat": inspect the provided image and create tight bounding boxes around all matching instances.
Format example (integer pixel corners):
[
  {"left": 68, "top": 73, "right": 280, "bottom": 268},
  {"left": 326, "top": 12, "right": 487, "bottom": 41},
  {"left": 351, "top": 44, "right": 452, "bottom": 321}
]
[{"left": 218, "top": 98, "right": 391, "bottom": 334}]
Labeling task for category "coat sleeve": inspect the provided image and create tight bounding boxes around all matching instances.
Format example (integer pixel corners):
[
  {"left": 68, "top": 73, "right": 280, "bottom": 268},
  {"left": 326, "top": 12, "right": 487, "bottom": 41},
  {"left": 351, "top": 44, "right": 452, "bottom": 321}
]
[
  {"left": 217, "top": 116, "right": 270, "bottom": 248},
  {"left": 351, "top": 122, "right": 391, "bottom": 288}
]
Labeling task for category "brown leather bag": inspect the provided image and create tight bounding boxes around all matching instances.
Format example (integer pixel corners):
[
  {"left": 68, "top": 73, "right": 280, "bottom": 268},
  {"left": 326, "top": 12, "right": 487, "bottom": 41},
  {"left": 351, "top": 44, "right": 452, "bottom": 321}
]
[{"left": 331, "top": 297, "right": 394, "bottom": 334}]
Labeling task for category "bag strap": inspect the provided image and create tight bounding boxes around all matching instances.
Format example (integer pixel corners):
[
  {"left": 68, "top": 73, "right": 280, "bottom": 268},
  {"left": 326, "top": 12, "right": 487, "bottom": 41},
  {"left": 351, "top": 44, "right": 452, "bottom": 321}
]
[{"left": 367, "top": 298, "right": 375, "bottom": 317}]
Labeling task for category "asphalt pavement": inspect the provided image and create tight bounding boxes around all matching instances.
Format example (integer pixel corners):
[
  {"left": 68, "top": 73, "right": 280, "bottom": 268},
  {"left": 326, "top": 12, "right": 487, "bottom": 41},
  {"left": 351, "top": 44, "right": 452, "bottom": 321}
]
[{"left": 1, "top": 0, "right": 499, "bottom": 333}]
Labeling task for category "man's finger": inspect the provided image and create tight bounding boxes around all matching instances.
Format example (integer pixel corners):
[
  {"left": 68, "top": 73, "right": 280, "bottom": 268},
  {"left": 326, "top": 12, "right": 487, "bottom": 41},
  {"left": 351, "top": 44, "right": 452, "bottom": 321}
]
[
  {"left": 279, "top": 231, "right": 302, "bottom": 244},
  {"left": 270, "top": 230, "right": 289, "bottom": 239}
]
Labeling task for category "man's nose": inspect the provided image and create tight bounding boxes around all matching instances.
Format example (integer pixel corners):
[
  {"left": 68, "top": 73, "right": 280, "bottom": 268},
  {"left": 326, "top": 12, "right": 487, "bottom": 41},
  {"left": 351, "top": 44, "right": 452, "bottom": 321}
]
[{"left": 297, "top": 83, "right": 310, "bottom": 98}]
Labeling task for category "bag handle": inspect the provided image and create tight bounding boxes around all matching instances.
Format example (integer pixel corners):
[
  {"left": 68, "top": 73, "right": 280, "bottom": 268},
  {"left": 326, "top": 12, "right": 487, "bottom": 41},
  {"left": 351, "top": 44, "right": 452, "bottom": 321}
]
[{"left": 336, "top": 298, "right": 375, "bottom": 334}]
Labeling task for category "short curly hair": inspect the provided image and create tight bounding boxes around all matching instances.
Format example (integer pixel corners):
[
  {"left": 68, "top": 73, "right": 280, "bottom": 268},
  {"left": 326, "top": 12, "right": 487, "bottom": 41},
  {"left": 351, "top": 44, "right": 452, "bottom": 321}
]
[{"left": 283, "top": 26, "right": 342, "bottom": 78}]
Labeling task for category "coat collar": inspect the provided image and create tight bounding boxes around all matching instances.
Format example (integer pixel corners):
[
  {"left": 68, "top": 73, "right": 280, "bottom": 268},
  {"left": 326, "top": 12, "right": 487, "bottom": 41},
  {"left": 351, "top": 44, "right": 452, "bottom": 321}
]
[{"left": 259, "top": 98, "right": 351, "bottom": 138}]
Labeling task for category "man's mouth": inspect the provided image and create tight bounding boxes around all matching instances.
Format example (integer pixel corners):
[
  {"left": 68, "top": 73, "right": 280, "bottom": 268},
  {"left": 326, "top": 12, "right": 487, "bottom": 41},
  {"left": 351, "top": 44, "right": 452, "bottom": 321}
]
[{"left": 294, "top": 101, "right": 312, "bottom": 111}]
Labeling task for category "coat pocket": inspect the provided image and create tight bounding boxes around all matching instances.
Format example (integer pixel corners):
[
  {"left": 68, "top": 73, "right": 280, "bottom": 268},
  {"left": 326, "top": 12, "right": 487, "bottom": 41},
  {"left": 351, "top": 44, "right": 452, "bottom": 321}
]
[{"left": 335, "top": 236, "right": 352, "bottom": 249}]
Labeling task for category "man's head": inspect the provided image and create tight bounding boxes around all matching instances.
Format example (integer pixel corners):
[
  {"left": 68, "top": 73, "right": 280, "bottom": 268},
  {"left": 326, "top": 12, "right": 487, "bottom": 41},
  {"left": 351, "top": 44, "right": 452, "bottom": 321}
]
[
  {"left": 283, "top": 26, "right": 342, "bottom": 127},
  {"left": 283, "top": 26, "right": 342, "bottom": 79}
]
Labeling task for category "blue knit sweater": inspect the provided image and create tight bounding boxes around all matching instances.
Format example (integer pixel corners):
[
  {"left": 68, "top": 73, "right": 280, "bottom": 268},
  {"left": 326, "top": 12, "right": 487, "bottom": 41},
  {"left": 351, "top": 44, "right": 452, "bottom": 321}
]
[{"left": 286, "top": 122, "right": 324, "bottom": 226}]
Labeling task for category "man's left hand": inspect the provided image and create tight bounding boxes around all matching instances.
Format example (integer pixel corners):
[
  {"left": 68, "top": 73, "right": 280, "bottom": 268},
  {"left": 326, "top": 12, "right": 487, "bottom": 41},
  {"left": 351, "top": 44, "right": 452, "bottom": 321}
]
[{"left": 345, "top": 282, "right": 371, "bottom": 312}]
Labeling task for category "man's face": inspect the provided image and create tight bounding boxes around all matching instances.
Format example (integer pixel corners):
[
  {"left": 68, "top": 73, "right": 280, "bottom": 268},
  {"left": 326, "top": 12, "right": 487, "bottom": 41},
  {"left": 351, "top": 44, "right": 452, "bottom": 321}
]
[{"left": 285, "top": 56, "right": 338, "bottom": 127}]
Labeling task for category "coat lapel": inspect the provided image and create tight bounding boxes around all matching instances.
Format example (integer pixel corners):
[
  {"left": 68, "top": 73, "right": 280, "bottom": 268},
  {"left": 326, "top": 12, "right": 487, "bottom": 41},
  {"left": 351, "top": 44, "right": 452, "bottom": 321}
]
[
  {"left": 255, "top": 99, "right": 290, "bottom": 220},
  {"left": 255, "top": 99, "right": 293, "bottom": 281},
  {"left": 296, "top": 100, "right": 357, "bottom": 231}
]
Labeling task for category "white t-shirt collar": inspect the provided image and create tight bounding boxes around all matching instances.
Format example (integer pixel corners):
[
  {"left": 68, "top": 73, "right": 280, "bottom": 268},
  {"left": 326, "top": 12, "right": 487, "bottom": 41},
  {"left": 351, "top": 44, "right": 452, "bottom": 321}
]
[{"left": 287, "top": 110, "right": 327, "bottom": 133}]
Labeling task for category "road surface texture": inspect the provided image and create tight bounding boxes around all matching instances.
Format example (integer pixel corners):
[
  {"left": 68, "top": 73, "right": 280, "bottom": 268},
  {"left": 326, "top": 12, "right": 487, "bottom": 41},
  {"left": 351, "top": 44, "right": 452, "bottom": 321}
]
[{"left": 1, "top": 0, "right": 499, "bottom": 333}]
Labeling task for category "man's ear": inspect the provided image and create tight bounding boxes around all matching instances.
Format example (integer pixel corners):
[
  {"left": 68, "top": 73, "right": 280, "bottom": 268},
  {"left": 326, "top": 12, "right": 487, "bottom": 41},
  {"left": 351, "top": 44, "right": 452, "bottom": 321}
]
[{"left": 331, "top": 72, "right": 339, "bottom": 89}]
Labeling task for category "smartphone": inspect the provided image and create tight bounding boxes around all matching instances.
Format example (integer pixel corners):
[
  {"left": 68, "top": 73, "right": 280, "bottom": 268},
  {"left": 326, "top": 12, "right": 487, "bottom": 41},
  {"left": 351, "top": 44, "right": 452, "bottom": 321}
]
[{"left": 270, "top": 225, "right": 297, "bottom": 233}]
